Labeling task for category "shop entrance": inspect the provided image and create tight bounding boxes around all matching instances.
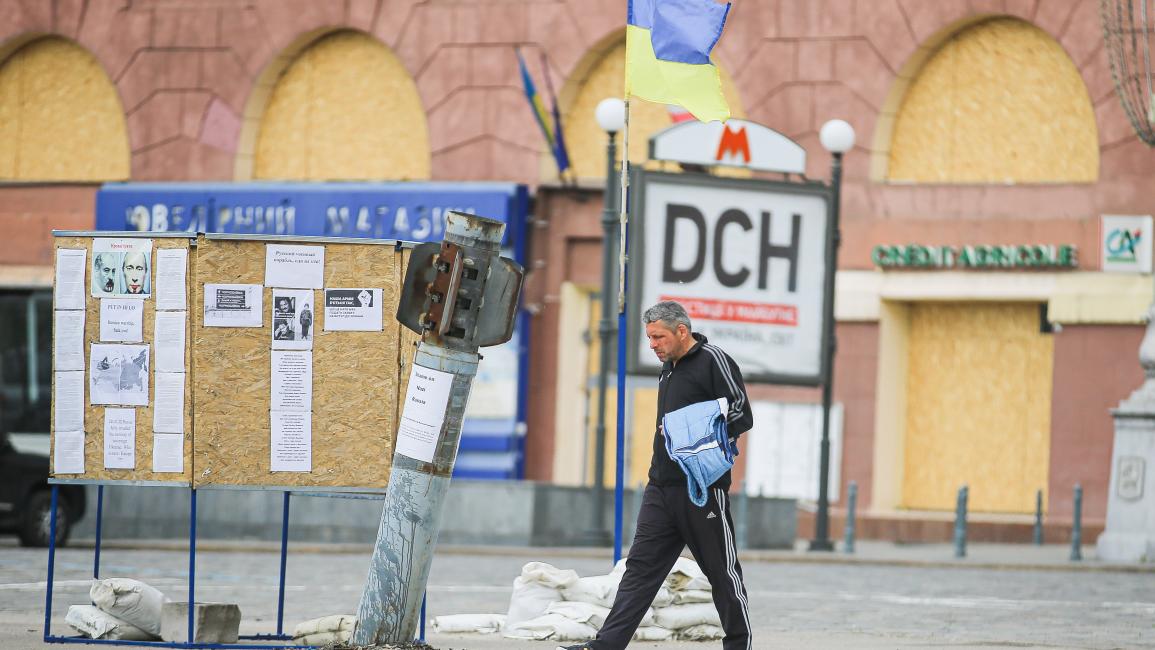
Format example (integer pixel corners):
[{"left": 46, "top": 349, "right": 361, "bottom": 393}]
[{"left": 901, "top": 302, "right": 1053, "bottom": 513}]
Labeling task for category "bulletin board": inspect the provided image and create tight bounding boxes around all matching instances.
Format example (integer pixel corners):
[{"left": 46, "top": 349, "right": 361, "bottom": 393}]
[
  {"left": 190, "top": 234, "right": 404, "bottom": 489},
  {"left": 50, "top": 233, "right": 195, "bottom": 485}
]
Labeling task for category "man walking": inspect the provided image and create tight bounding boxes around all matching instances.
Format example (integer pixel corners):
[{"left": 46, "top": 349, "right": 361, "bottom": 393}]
[{"left": 561, "top": 300, "right": 754, "bottom": 650}]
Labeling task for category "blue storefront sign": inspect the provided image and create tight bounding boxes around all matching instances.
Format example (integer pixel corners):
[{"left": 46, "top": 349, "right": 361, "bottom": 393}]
[
  {"left": 95, "top": 181, "right": 529, "bottom": 246},
  {"left": 94, "top": 181, "right": 532, "bottom": 480}
]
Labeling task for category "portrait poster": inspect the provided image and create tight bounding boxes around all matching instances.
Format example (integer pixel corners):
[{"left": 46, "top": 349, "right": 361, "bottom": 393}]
[
  {"left": 89, "top": 343, "right": 150, "bottom": 406},
  {"left": 323, "top": 288, "right": 383, "bottom": 332},
  {"left": 271, "top": 289, "right": 314, "bottom": 350},
  {"left": 90, "top": 238, "right": 153, "bottom": 299}
]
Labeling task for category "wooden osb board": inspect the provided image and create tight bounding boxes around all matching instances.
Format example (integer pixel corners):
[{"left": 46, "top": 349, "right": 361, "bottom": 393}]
[
  {"left": 888, "top": 18, "right": 1098, "bottom": 183},
  {"left": 50, "top": 236, "right": 194, "bottom": 484},
  {"left": 901, "top": 302, "right": 1053, "bottom": 513},
  {"left": 396, "top": 248, "right": 420, "bottom": 410},
  {"left": 192, "top": 236, "right": 403, "bottom": 489}
]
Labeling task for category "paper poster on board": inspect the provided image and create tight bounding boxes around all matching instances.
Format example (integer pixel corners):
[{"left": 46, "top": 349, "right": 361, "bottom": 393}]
[
  {"left": 91, "top": 238, "right": 152, "bottom": 299},
  {"left": 54, "top": 248, "right": 87, "bottom": 310},
  {"left": 323, "top": 288, "right": 383, "bottom": 331},
  {"left": 265, "top": 244, "right": 325, "bottom": 289},
  {"left": 103, "top": 408, "right": 136, "bottom": 469},
  {"left": 271, "top": 289, "right": 314, "bottom": 350},
  {"left": 204, "top": 284, "right": 263, "bottom": 328},
  {"left": 99, "top": 299, "right": 144, "bottom": 342},
  {"left": 53, "top": 310, "right": 86, "bottom": 371},
  {"left": 155, "top": 248, "right": 188, "bottom": 310},
  {"left": 271, "top": 410, "right": 311, "bottom": 472},
  {"left": 89, "top": 343, "right": 150, "bottom": 406},
  {"left": 54, "top": 430, "right": 85, "bottom": 475}
]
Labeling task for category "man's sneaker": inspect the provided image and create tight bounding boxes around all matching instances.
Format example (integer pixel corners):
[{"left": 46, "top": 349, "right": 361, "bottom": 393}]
[{"left": 556, "top": 644, "right": 595, "bottom": 650}]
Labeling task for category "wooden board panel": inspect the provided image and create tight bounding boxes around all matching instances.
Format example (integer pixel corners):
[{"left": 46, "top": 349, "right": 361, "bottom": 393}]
[
  {"left": 901, "top": 302, "right": 1053, "bottom": 513},
  {"left": 191, "top": 236, "right": 402, "bottom": 488},
  {"left": 50, "top": 235, "right": 194, "bottom": 484}
]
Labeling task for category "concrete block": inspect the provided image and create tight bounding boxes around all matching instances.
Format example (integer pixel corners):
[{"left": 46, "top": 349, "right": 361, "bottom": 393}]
[{"left": 159, "top": 602, "right": 241, "bottom": 644}]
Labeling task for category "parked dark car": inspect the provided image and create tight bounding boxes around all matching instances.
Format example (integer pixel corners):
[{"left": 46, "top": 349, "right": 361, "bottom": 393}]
[{"left": 0, "top": 432, "right": 86, "bottom": 546}]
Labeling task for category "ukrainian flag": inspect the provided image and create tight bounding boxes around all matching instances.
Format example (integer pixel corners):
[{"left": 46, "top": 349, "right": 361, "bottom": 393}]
[{"left": 626, "top": 0, "right": 731, "bottom": 123}]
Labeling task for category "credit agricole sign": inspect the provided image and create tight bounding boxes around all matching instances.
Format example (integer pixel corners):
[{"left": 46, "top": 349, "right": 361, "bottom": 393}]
[{"left": 872, "top": 244, "right": 1078, "bottom": 270}]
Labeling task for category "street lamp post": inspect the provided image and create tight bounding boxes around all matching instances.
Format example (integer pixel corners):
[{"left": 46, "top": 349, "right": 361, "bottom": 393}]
[
  {"left": 585, "top": 97, "right": 626, "bottom": 546},
  {"left": 810, "top": 119, "right": 856, "bottom": 552}
]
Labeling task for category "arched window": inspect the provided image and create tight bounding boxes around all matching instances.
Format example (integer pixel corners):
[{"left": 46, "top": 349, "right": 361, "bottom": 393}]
[
  {"left": 885, "top": 18, "right": 1098, "bottom": 183},
  {"left": 0, "top": 37, "right": 129, "bottom": 181},
  {"left": 249, "top": 31, "right": 430, "bottom": 181},
  {"left": 562, "top": 37, "right": 744, "bottom": 180}
]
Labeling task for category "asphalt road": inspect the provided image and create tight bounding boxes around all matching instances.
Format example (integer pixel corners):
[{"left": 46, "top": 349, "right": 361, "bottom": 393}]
[{"left": 1, "top": 540, "right": 1153, "bottom": 649}]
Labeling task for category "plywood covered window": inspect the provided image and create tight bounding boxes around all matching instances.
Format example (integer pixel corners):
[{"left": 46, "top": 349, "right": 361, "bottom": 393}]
[
  {"left": 253, "top": 31, "right": 430, "bottom": 181},
  {"left": 902, "top": 302, "right": 1053, "bottom": 513},
  {"left": 887, "top": 18, "right": 1098, "bottom": 183},
  {"left": 0, "top": 38, "right": 129, "bottom": 181}
]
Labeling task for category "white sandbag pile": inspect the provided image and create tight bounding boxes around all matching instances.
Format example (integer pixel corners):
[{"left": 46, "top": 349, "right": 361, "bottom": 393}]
[
  {"left": 431, "top": 613, "right": 505, "bottom": 634},
  {"left": 65, "top": 605, "right": 153, "bottom": 641},
  {"left": 430, "top": 556, "right": 725, "bottom": 643},
  {"left": 293, "top": 614, "right": 356, "bottom": 645},
  {"left": 66, "top": 578, "right": 170, "bottom": 641}
]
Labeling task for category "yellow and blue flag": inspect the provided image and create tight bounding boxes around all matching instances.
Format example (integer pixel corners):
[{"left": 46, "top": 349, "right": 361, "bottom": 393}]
[
  {"left": 516, "top": 49, "right": 571, "bottom": 175},
  {"left": 626, "top": 0, "right": 731, "bottom": 123}
]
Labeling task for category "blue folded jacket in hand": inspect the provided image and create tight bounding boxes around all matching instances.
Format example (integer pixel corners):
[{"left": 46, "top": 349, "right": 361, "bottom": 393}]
[{"left": 662, "top": 397, "right": 738, "bottom": 507}]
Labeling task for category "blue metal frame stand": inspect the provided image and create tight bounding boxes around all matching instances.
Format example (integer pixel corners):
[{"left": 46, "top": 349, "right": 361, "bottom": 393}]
[
  {"left": 43, "top": 486, "right": 427, "bottom": 649},
  {"left": 44, "top": 485, "right": 303, "bottom": 649}
]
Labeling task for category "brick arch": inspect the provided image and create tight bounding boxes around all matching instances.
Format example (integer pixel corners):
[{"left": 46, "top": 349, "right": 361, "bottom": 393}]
[
  {"left": 871, "top": 15, "right": 1100, "bottom": 183},
  {"left": 0, "top": 35, "right": 130, "bottom": 181},
  {"left": 237, "top": 28, "right": 430, "bottom": 181}
]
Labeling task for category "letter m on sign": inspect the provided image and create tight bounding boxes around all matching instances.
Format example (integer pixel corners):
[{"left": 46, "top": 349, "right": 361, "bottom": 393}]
[{"left": 715, "top": 125, "right": 750, "bottom": 164}]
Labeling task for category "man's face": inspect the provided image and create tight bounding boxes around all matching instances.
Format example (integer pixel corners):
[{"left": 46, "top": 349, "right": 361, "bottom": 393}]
[
  {"left": 95, "top": 254, "right": 118, "bottom": 293},
  {"left": 646, "top": 321, "right": 690, "bottom": 364},
  {"left": 122, "top": 253, "right": 147, "bottom": 294}
]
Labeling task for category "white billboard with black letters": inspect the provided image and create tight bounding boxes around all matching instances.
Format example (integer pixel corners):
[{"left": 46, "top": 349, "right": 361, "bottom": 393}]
[{"left": 628, "top": 169, "right": 832, "bottom": 385}]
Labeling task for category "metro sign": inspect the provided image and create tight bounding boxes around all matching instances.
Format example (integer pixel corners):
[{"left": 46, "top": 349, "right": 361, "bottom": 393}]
[{"left": 648, "top": 118, "right": 807, "bottom": 174}]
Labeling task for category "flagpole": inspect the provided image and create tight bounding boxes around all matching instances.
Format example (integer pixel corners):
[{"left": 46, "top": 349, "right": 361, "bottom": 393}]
[{"left": 612, "top": 98, "right": 630, "bottom": 564}]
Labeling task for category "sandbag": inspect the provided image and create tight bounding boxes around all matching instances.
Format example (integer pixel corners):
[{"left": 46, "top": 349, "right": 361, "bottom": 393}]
[
  {"left": 665, "top": 556, "right": 712, "bottom": 592},
  {"left": 679, "top": 623, "right": 725, "bottom": 640},
  {"left": 506, "top": 562, "right": 578, "bottom": 627},
  {"left": 503, "top": 613, "right": 597, "bottom": 641},
  {"left": 634, "top": 625, "right": 675, "bottom": 641},
  {"left": 521, "top": 561, "right": 580, "bottom": 588},
  {"left": 295, "top": 631, "right": 349, "bottom": 645},
  {"left": 546, "top": 601, "right": 610, "bottom": 628},
  {"left": 292, "top": 614, "right": 355, "bottom": 640},
  {"left": 90, "top": 578, "right": 168, "bottom": 636},
  {"left": 561, "top": 573, "right": 619, "bottom": 608},
  {"left": 650, "top": 585, "right": 676, "bottom": 608},
  {"left": 652, "top": 602, "right": 721, "bottom": 630},
  {"left": 674, "top": 588, "right": 714, "bottom": 604},
  {"left": 431, "top": 613, "right": 504, "bottom": 634},
  {"left": 66, "top": 604, "right": 154, "bottom": 640}
]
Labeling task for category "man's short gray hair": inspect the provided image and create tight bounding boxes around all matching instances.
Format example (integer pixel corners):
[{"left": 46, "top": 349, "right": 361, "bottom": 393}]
[{"left": 642, "top": 301, "right": 692, "bottom": 332}]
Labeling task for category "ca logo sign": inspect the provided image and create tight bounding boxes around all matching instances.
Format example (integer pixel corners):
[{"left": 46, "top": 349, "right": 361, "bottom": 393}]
[{"left": 1106, "top": 228, "right": 1142, "bottom": 263}]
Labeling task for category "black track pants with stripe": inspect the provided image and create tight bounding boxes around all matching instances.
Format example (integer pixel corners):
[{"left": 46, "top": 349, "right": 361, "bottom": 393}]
[{"left": 594, "top": 483, "right": 751, "bottom": 650}]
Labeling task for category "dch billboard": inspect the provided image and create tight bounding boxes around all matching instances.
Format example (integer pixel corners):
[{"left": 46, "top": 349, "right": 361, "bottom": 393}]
[{"left": 628, "top": 170, "right": 832, "bottom": 385}]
